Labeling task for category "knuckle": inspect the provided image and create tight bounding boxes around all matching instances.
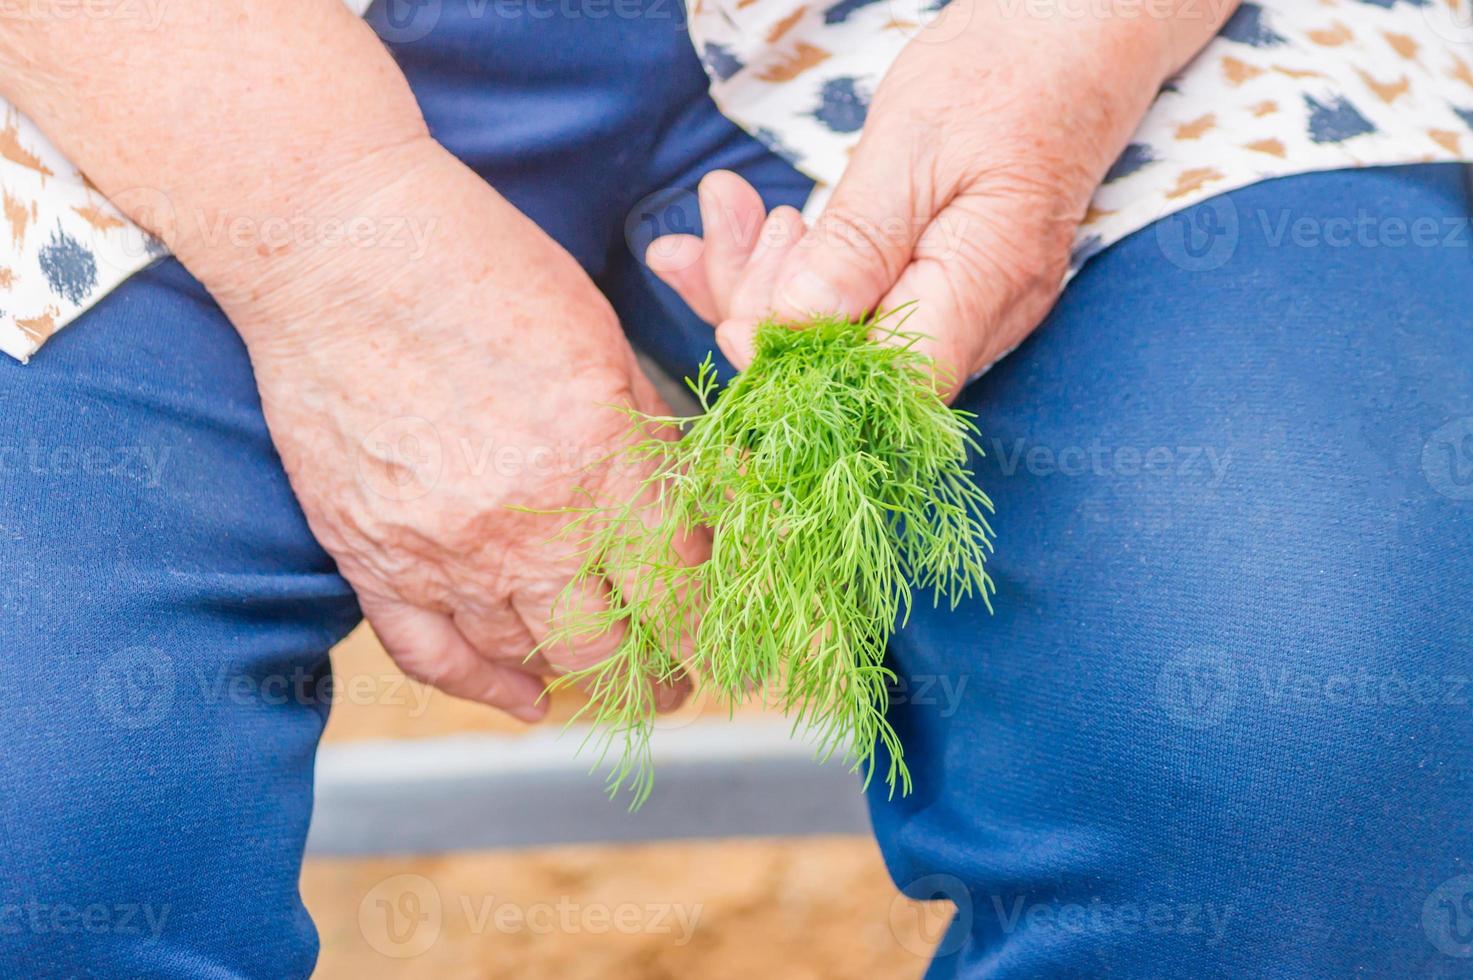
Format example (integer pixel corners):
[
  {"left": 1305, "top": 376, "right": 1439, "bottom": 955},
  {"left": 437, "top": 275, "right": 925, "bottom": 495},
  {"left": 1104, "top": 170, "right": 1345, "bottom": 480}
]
[
  {"left": 427, "top": 655, "right": 499, "bottom": 702},
  {"left": 815, "top": 206, "right": 910, "bottom": 285}
]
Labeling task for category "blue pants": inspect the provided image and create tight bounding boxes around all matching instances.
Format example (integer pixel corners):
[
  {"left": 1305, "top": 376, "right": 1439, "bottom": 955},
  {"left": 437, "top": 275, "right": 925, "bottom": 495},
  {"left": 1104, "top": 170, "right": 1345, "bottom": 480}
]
[{"left": 1, "top": 1, "right": 1469, "bottom": 975}]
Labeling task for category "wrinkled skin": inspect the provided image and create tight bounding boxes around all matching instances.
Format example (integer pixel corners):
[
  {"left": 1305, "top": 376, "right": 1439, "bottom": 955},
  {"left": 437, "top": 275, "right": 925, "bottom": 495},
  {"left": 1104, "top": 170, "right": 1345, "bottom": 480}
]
[
  {"left": 205, "top": 0, "right": 1228, "bottom": 720},
  {"left": 648, "top": 0, "right": 1229, "bottom": 399},
  {"left": 224, "top": 142, "right": 702, "bottom": 721}
]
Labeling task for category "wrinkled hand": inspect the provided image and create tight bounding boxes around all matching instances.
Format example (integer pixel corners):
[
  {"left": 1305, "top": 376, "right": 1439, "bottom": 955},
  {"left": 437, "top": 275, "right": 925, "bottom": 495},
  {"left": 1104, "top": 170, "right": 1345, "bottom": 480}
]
[
  {"left": 649, "top": 0, "right": 1228, "bottom": 398},
  {"left": 218, "top": 141, "right": 700, "bottom": 721}
]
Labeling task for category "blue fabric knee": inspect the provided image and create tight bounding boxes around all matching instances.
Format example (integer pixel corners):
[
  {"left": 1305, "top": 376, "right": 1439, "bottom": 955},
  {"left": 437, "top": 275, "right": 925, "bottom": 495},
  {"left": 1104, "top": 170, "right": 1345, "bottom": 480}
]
[
  {"left": 871, "top": 163, "right": 1473, "bottom": 977},
  {"left": 0, "top": 256, "right": 360, "bottom": 975},
  {"left": 0, "top": 2, "right": 807, "bottom": 974}
]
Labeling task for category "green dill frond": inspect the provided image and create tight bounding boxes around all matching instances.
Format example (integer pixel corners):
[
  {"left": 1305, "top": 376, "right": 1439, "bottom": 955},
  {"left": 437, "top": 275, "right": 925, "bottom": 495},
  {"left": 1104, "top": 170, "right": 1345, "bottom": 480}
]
[{"left": 536, "top": 311, "right": 996, "bottom": 809}]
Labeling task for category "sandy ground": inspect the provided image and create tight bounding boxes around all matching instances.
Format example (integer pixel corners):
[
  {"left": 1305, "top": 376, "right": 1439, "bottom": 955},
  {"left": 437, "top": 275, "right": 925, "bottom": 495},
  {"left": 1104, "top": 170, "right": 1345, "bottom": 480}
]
[
  {"left": 304, "top": 625, "right": 946, "bottom": 977},
  {"left": 304, "top": 837, "right": 948, "bottom": 979}
]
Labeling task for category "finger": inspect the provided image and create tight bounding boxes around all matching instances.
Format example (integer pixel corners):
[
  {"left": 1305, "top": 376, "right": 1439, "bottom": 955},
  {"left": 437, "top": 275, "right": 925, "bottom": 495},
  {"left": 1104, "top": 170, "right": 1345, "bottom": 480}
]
[
  {"left": 514, "top": 575, "right": 630, "bottom": 675},
  {"left": 364, "top": 598, "right": 548, "bottom": 723},
  {"left": 515, "top": 573, "right": 692, "bottom": 711},
  {"left": 877, "top": 192, "right": 1059, "bottom": 401},
  {"left": 598, "top": 418, "right": 709, "bottom": 681},
  {"left": 618, "top": 362, "right": 716, "bottom": 582},
  {"left": 697, "top": 169, "right": 766, "bottom": 317},
  {"left": 714, "top": 317, "right": 759, "bottom": 370},
  {"left": 730, "top": 205, "right": 806, "bottom": 320},
  {"left": 876, "top": 262, "right": 970, "bottom": 401},
  {"left": 770, "top": 142, "right": 928, "bottom": 323},
  {"left": 608, "top": 463, "right": 710, "bottom": 664},
  {"left": 621, "top": 371, "right": 707, "bottom": 707},
  {"left": 654, "top": 669, "right": 693, "bottom": 713},
  {"left": 646, "top": 235, "right": 720, "bottom": 323},
  {"left": 622, "top": 358, "right": 701, "bottom": 711},
  {"left": 451, "top": 604, "right": 551, "bottom": 674},
  {"left": 717, "top": 205, "right": 808, "bottom": 369}
]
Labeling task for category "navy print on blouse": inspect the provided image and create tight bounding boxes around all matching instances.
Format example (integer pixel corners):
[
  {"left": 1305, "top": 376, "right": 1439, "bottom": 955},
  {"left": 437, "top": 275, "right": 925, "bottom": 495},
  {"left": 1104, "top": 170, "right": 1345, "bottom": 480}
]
[
  {"left": 701, "top": 42, "right": 743, "bottom": 82},
  {"left": 1304, "top": 94, "right": 1377, "bottom": 143},
  {"left": 10, "top": 0, "right": 1473, "bottom": 360},
  {"left": 1219, "top": 3, "right": 1287, "bottom": 46},
  {"left": 823, "top": 0, "right": 885, "bottom": 25},
  {"left": 1105, "top": 143, "right": 1159, "bottom": 183},
  {"left": 810, "top": 77, "right": 869, "bottom": 133},
  {"left": 38, "top": 227, "right": 98, "bottom": 306}
]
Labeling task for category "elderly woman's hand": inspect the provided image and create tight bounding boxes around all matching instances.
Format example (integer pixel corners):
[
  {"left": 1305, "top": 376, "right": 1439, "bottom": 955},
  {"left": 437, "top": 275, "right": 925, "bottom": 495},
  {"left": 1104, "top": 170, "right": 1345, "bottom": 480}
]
[
  {"left": 650, "top": 0, "right": 1235, "bottom": 397},
  {"left": 0, "top": 1, "right": 702, "bottom": 722},
  {"left": 219, "top": 140, "right": 702, "bottom": 721}
]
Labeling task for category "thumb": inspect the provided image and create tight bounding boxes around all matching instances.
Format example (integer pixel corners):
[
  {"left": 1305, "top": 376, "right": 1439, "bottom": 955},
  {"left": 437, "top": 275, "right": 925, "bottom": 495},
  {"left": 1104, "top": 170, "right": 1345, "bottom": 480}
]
[{"left": 771, "top": 152, "right": 927, "bottom": 322}]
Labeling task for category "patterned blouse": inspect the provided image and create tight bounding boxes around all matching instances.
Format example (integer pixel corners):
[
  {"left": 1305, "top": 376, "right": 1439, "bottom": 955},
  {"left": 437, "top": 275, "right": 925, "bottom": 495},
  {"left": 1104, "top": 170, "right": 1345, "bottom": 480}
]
[{"left": 0, "top": 0, "right": 1470, "bottom": 361}]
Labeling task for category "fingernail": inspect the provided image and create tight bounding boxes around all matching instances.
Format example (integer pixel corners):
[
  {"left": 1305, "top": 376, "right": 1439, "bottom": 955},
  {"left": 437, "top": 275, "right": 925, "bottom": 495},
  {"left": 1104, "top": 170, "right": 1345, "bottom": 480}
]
[
  {"left": 513, "top": 691, "right": 550, "bottom": 723},
  {"left": 779, "top": 270, "right": 842, "bottom": 315},
  {"left": 654, "top": 679, "right": 686, "bottom": 713}
]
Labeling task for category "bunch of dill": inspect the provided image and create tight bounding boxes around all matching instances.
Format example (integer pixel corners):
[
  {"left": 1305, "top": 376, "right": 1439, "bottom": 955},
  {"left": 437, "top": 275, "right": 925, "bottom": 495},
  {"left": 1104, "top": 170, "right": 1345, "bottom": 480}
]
[{"left": 540, "top": 313, "right": 995, "bottom": 807}]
